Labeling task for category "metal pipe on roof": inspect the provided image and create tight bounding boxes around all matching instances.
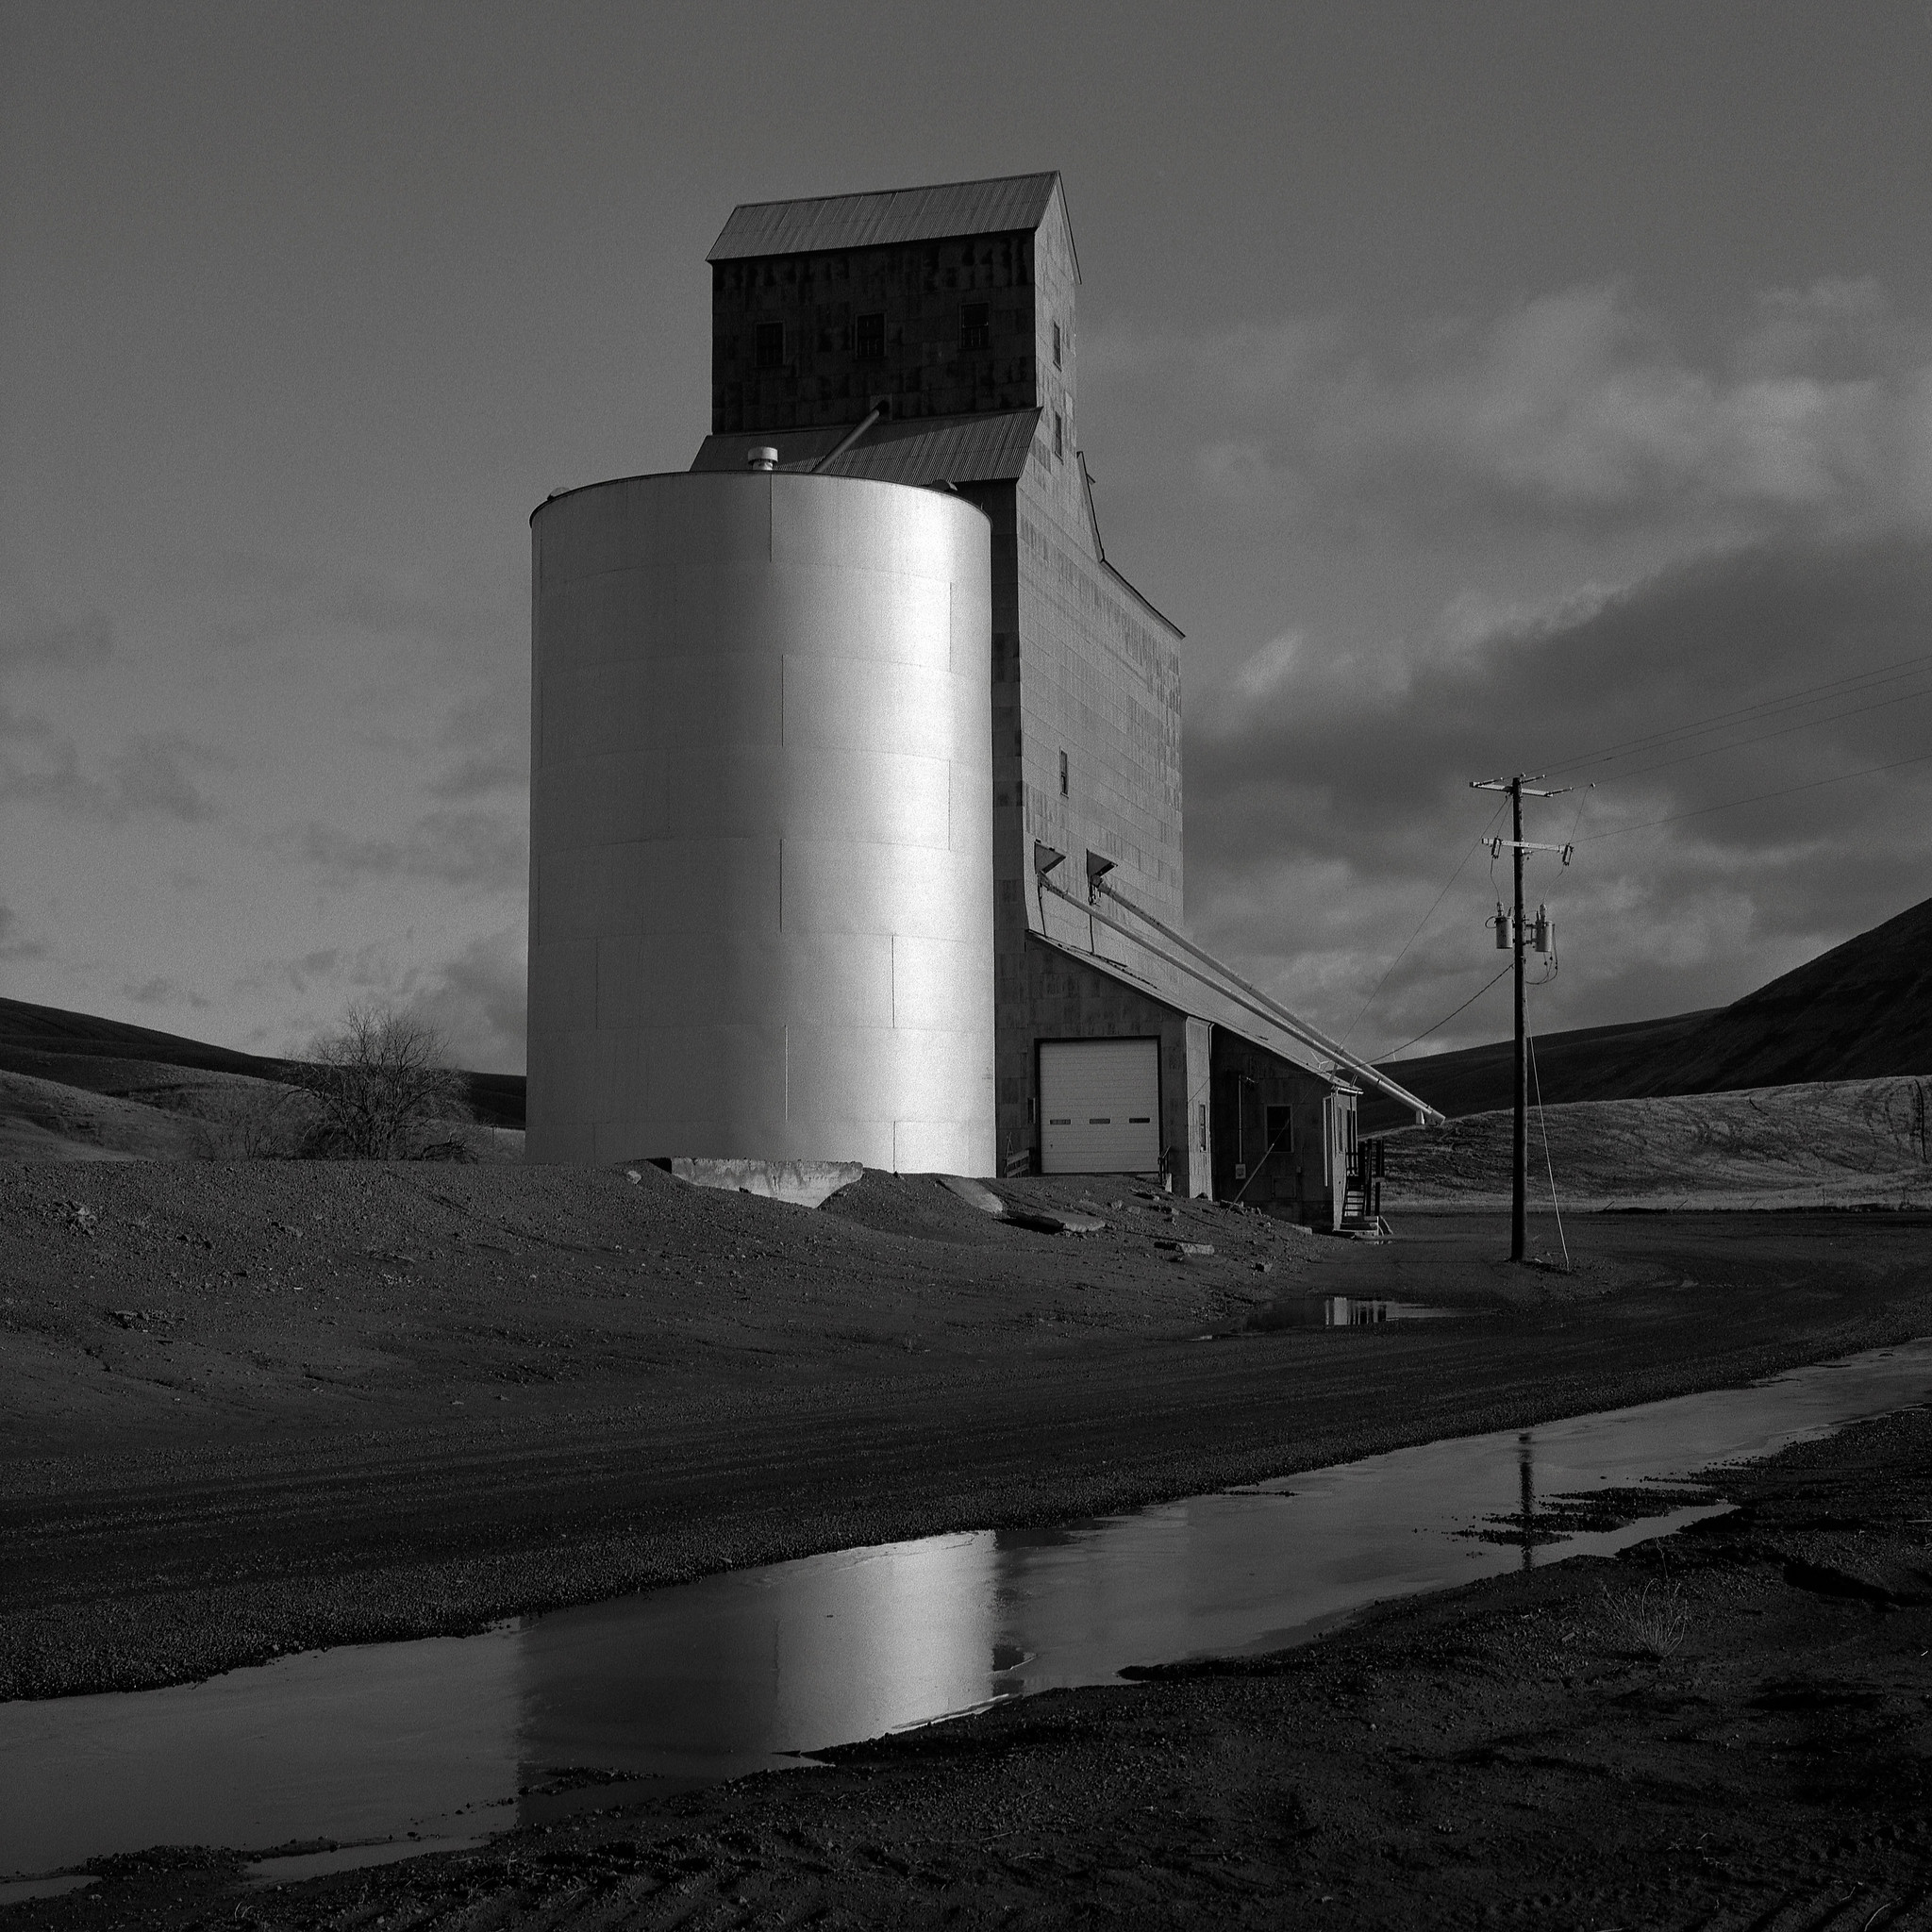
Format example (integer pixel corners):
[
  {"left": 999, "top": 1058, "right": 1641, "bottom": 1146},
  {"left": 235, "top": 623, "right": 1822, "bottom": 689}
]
[
  {"left": 811, "top": 406, "right": 884, "bottom": 475},
  {"left": 1092, "top": 877, "right": 1440, "bottom": 1121},
  {"left": 1035, "top": 875, "right": 1440, "bottom": 1125}
]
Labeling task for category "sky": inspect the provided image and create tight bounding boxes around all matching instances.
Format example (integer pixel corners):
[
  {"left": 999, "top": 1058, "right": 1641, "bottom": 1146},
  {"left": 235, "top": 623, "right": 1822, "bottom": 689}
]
[{"left": 3, "top": 0, "right": 1929, "bottom": 1074}]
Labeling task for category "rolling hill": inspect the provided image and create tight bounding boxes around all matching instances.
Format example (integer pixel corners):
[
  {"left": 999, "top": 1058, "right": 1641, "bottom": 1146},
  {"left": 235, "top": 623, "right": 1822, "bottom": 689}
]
[
  {"left": 0, "top": 997, "right": 526, "bottom": 1138},
  {"left": 1362, "top": 890, "right": 1932, "bottom": 1129}
]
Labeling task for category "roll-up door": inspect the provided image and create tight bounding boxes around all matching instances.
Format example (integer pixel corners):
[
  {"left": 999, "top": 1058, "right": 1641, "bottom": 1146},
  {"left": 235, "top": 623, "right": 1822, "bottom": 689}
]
[{"left": 1039, "top": 1039, "right": 1160, "bottom": 1174}]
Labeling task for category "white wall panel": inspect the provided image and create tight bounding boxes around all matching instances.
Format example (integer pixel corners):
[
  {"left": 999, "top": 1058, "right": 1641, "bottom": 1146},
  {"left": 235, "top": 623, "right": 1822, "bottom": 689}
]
[
  {"left": 780, "top": 839, "right": 991, "bottom": 943},
  {"left": 673, "top": 563, "right": 952, "bottom": 671},
  {"left": 526, "top": 939, "right": 597, "bottom": 1034},
  {"left": 528, "top": 471, "right": 995, "bottom": 1172},
  {"left": 782, "top": 657, "right": 960, "bottom": 762},
  {"left": 891, "top": 1117, "right": 976, "bottom": 1175}
]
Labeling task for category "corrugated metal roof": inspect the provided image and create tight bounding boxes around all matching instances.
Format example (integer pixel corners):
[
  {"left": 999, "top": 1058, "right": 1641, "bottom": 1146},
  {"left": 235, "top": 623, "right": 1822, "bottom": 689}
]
[
  {"left": 691, "top": 408, "right": 1042, "bottom": 486},
  {"left": 708, "top": 173, "right": 1062, "bottom": 261}
]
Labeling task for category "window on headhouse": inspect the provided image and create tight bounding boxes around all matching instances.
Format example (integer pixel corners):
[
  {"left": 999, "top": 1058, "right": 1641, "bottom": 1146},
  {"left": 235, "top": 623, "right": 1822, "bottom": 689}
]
[
  {"left": 1058, "top": 749, "right": 1069, "bottom": 797},
  {"left": 1052, "top": 321, "right": 1062, "bottom": 368},
  {"left": 961, "top": 301, "right": 991, "bottom": 348},
  {"left": 855, "top": 312, "right": 885, "bottom": 362},
  {"left": 1053, "top": 410, "right": 1063, "bottom": 458},
  {"left": 755, "top": 322, "right": 785, "bottom": 370}
]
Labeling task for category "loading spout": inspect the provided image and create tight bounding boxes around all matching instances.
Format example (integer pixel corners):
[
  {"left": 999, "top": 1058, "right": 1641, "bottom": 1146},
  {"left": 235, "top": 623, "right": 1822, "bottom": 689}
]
[{"left": 812, "top": 406, "right": 885, "bottom": 474}]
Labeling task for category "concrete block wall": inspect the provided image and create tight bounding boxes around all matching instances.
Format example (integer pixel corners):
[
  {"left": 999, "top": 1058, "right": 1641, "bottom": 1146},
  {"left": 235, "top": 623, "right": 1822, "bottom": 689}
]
[
  {"left": 711, "top": 236, "right": 1040, "bottom": 435},
  {"left": 1009, "top": 940, "right": 1211, "bottom": 1189},
  {"left": 1208, "top": 1029, "right": 1348, "bottom": 1227}
]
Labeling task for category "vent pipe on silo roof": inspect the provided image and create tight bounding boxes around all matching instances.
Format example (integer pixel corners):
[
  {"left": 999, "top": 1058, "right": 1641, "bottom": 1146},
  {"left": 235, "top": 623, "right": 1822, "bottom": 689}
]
[{"left": 747, "top": 446, "right": 778, "bottom": 472}]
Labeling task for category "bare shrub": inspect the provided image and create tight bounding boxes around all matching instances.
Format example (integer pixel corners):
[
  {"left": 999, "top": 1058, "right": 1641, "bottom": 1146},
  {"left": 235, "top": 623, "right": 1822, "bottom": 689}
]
[
  {"left": 1600, "top": 1576, "right": 1691, "bottom": 1660},
  {"left": 295, "top": 1005, "right": 471, "bottom": 1159},
  {"left": 189, "top": 1080, "right": 316, "bottom": 1158}
]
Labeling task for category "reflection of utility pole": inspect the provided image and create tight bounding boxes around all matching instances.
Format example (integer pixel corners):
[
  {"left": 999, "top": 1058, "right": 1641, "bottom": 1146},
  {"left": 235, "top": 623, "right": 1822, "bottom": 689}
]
[
  {"left": 1517, "top": 1433, "right": 1536, "bottom": 1573},
  {"left": 1470, "top": 774, "right": 1572, "bottom": 1263}
]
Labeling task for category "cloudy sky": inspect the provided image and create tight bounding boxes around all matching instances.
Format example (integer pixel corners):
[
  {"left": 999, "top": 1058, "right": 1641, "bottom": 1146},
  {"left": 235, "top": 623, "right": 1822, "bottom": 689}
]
[{"left": 4, "top": 1, "right": 1928, "bottom": 1074}]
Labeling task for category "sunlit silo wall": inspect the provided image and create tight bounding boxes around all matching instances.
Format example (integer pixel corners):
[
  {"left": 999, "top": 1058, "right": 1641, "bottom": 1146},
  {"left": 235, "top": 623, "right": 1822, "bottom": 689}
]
[{"left": 526, "top": 470, "right": 996, "bottom": 1174}]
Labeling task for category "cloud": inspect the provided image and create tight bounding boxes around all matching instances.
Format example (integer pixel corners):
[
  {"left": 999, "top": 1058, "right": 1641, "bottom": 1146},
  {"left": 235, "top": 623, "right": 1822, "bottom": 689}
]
[
  {"left": 120, "top": 975, "right": 210, "bottom": 1010},
  {"left": 1186, "top": 534, "right": 1932, "bottom": 1058},
  {"left": 0, "top": 609, "right": 113, "bottom": 669},
  {"left": 1230, "top": 631, "right": 1303, "bottom": 703},
  {"left": 0, "top": 716, "right": 228, "bottom": 823},
  {"left": 429, "top": 746, "right": 528, "bottom": 800},
  {"left": 240, "top": 928, "right": 526, "bottom": 1073},
  {"left": 394, "top": 928, "right": 526, "bottom": 1074},
  {"left": 0, "top": 905, "right": 47, "bottom": 960},
  {"left": 1111, "top": 279, "right": 1932, "bottom": 544},
  {"left": 294, "top": 808, "right": 527, "bottom": 891},
  {"left": 427, "top": 681, "right": 529, "bottom": 801}
]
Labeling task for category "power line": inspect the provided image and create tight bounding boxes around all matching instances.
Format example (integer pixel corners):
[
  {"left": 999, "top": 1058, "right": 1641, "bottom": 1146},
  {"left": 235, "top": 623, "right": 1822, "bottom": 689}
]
[
  {"left": 1583, "top": 745, "right": 1932, "bottom": 842},
  {"left": 1600, "top": 682, "right": 1932, "bottom": 785},
  {"left": 1339, "top": 802, "right": 1506, "bottom": 1049},
  {"left": 1525, "top": 1009, "right": 1570, "bottom": 1272},
  {"left": 1543, "top": 647, "right": 1932, "bottom": 778},
  {"left": 1376, "top": 963, "right": 1511, "bottom": 1062}
]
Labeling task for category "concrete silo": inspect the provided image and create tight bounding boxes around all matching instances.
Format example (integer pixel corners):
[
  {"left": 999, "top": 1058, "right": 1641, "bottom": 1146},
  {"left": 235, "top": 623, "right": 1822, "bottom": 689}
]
[{"left": 526, "top": 464, "right": 996, "bottom": 1174}]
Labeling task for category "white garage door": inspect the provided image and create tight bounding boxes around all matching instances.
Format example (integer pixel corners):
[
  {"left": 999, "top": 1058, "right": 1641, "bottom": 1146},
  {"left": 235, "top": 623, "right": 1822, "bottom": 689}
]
[{"left": 1040, "top": 1039, "right": 1160, "bottom": 1174}]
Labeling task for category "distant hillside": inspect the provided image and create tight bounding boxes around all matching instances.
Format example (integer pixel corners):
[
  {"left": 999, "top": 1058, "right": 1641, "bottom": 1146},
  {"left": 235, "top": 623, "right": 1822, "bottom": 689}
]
[
  {"left": 0, "top": 997, "right": 526, "bottom": 1128},
  {"left": 1623, "top": 893, "right": 1932, "bottom": 1098},
  {"left": 1363, "top": 890, "right": 1932, "bottom": 1129},
  {"left": 1360, "top": 1009, "right": 1718, "bottom": 1131},
  {"left": 1379, "top": 1076, "right": 1932, "bottom": 1212}
]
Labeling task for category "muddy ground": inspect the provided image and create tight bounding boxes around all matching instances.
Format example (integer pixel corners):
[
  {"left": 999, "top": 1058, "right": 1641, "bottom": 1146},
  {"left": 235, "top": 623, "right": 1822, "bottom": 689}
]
[
  {"left": 10, "top": 1391, "right": 1932, "bottom": 1928},
  {"left": 4, "top": 1163, "right": 1931, "bottom": 1707},
  {"left": 4, "top": 1160, "right": 1932, "bottom": 1924}
]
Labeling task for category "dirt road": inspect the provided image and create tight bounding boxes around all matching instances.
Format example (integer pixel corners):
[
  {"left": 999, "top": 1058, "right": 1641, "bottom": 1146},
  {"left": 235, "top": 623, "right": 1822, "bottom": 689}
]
[
  {"left": 4, "top": 1159, "right": 1930, "bottom": 1707},
  {"left": 11, "top": 1384, "right": 1932, "bottom": 1927}
]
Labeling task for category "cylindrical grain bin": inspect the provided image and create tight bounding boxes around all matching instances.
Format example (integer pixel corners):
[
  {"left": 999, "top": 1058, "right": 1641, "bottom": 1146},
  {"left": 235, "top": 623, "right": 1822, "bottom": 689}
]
[{"left": 526, "top": 468, "right": 996, "bottom": 1174}]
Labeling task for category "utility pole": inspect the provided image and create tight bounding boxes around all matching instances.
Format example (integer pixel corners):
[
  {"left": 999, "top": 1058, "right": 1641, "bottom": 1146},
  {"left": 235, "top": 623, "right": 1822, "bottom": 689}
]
[{"left": 1470, "top": 774, "right": 1572, "bottom": 1262}]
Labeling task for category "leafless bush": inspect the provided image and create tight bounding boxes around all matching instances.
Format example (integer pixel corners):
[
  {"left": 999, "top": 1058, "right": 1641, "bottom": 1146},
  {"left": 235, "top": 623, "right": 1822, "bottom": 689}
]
[
  {"left": 294, "top": 1005, "right": 471, "bottom": 1159},
  {"left": 1600, "top": 1576, "right": 1691, "bottom": 1660},
  {"left": 189, "top": 1080, "right": 315, "bottom": 1158}
]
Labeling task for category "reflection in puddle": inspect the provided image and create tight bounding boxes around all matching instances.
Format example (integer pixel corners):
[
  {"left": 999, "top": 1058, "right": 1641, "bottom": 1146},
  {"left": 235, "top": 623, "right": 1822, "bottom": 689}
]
[
  {"left": 5, "top": 1341, "right": 1929, "bottom": 1881},
  {"left": 1257, "top": 1295, "right": 1456, "bottom": 1327}
]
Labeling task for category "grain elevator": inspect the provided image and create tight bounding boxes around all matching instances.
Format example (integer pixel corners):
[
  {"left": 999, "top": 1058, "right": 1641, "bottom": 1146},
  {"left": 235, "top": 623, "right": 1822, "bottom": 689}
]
[{"left": 527, "top": 173, "right": 1436, "bottom": 1221}]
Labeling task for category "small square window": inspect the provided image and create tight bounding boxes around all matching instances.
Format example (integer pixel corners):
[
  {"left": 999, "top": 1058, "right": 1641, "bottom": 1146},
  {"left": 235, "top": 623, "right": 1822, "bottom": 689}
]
[
  {"left": 855, "top": 311, "right": 885, "bottom": 362},
  {"left": 1052, "top": 321, "right": 1062, "bottom": 368},
  {"left": 1053, "top": 410, "right": 1063, "bottom": 458},
  {"left": 1058, "top": 749, "right": 1069, "bottom": 797},
  {"left": 961, "top": 301, "right": 991, "bottom": 348},
  {"left": 755, "top": 322, "right": 785, "bottom": 370}
]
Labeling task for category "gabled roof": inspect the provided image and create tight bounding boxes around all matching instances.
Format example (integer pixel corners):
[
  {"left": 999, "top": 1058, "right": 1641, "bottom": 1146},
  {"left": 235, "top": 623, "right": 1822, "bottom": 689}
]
[
  {"left": 708, "top": 172, "right": 1066, "bottom": 263},
  {"left": 691, "top": 408, "right": 1043, "bottom": 486}
]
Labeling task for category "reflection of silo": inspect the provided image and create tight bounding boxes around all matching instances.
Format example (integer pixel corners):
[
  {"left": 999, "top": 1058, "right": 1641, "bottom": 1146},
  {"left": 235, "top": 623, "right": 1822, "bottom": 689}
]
[{"left": 526, "top": 468, "right": 995, "bottom": 1174}]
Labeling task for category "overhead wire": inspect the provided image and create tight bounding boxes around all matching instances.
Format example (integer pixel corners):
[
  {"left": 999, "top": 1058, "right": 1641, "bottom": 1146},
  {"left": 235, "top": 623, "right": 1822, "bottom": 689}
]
[
  {"left": 1588, "top": 681, "right": 1932, "bottom": 785},
  {"left": 1376, "top": 963, "right": 1511, "bottom": 1064},
  {"left": 1582, "top": 745, "right": 1932, "bottom": 843},
  {"left": 1541, "top": 647, "right": 1932, "bottom": 779},
  {"left": 1338, "top": 800, "right": 1507, "bottom": 1050},
  {"left": 1525, "top": 1007, "right": 1570, "bottom": 1271}
]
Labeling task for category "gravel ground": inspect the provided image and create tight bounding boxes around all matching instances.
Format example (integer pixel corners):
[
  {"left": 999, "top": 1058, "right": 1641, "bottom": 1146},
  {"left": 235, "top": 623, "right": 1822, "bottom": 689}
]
[
  {"left": 5, "top": 1161, "right": 1930, "bottom": 1713},
  {"left": 8, "top": 1399, "right": 1932, "bottom": 1927}
]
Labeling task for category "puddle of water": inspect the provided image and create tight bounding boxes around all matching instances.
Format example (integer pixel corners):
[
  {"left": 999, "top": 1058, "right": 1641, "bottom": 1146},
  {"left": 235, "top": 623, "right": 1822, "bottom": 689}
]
[
  {"left": 0, "top": 1876, "right": 96, "bottom": 1907},
  {"left": 246, "top": 1836, "right": 490, "bottom": 1887},
  {"left": 5, "top": 1340, "right": 1928, "bottom": 1881},
  {"left": 1254, "top": 1295, "right": 1455, "bottom": 1327}
]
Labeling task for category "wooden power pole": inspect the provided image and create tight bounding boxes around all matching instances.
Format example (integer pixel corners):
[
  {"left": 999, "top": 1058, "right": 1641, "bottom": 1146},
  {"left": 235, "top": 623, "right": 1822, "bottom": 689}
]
[{"left": 1470, "top": 774, "right": 1571, "bottom": 1263}]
